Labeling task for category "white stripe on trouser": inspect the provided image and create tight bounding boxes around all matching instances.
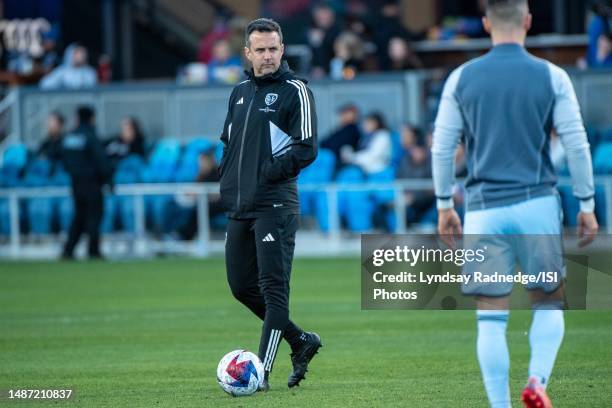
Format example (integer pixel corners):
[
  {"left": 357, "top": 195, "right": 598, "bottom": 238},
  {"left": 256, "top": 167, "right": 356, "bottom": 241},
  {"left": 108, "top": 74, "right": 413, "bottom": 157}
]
[{"left": 263, "top": 329, "right": 282, "bottom": 371}]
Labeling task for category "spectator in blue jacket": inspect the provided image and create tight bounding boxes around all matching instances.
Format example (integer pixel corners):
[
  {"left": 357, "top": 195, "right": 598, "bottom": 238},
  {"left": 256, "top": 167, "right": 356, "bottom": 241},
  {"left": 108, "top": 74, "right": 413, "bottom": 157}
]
[{"left": 40, "top": 44, "right": 97, "bottom": 90}]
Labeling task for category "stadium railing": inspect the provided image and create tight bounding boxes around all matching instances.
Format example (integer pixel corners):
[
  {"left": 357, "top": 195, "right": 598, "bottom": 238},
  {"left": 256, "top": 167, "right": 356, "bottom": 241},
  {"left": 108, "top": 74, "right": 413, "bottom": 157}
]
[{"left": 1, "top": 177, "right": 611, "bottom": 259}]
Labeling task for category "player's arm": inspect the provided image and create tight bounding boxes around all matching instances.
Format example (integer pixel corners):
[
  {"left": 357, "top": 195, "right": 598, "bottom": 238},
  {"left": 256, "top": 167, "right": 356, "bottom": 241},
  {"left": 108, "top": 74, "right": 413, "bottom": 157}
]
[
  {"left": 431, "top": 68, "right": 464, "bottom": 241},
  {"left": 262, "top": 81, "right": 317, "bottom": 183},
  {"left": 548, "top": 64, "right": 598, "bottom": 246},
  {"left": 219, "top": 89, "right": 236, "bottom": 177}
]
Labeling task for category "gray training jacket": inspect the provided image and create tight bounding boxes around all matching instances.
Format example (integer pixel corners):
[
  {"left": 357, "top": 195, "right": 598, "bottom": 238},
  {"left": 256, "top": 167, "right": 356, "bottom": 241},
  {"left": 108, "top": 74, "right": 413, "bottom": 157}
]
[{"left": 432, "top": 43, "right": 595, "bottom": 213}]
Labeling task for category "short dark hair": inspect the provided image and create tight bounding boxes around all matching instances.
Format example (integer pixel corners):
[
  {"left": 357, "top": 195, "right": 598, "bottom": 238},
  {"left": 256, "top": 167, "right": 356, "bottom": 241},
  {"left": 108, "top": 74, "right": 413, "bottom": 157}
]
[
  {"left": 486, "top": 0, "right": 529, "bottom": 28},
  {"left": 76, "top": 105, "right": 95, "bottom": 126},
  {"left": 245, "top": 18, "right": 283, "bottom": 47}
]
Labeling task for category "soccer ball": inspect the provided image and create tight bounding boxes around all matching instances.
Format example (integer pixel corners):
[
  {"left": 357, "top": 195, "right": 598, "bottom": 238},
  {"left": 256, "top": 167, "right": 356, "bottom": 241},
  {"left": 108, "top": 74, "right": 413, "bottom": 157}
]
[{"left": 217, "top": 350, "right": 264, "bottom": 397}]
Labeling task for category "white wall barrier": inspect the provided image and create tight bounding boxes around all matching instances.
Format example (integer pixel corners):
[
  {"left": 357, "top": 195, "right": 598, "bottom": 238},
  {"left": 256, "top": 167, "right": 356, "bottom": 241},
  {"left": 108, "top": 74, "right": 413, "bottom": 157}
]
[{"left": 1, "top": 178, "right": 611, "bottom": 259}]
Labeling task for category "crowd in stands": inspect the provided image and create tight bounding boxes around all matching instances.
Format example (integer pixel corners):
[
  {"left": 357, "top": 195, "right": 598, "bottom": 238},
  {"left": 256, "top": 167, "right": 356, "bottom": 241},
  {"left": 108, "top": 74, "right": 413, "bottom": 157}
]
[
  {"left": 1, "top": 1, "right": 610, "bottom": 88},
  {"left": 2, "top": 100, "right": 610, "bottom": 240}
]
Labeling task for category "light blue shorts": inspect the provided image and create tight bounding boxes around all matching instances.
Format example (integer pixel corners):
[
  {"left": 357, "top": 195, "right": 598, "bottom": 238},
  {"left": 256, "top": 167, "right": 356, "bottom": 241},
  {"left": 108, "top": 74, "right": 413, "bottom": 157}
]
[{"left": 462, "top": 195, "right": 565, "bottom": 297}]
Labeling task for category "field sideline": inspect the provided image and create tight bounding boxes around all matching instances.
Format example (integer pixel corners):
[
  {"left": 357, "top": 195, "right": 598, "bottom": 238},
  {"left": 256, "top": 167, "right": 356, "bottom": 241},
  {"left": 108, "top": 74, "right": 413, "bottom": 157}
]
[{"left": 1, "top": 257, "right": 611, "bottom": 407}]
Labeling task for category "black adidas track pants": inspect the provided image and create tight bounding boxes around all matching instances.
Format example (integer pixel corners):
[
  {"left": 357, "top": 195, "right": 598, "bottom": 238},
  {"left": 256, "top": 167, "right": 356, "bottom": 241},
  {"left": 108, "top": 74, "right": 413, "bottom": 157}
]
[{"left": 225, "top": 214, "right": 304, "bottom": 373}]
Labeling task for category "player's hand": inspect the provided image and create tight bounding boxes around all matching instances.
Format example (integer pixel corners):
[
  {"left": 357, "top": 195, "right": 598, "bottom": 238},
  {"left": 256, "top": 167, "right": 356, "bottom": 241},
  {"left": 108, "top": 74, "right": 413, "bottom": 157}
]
[
  {"left": 577, "top": 211, "right": 598, "bottom": 248},
  {"left": 438, "top": 208, "right": 462, "bottom": 249}
]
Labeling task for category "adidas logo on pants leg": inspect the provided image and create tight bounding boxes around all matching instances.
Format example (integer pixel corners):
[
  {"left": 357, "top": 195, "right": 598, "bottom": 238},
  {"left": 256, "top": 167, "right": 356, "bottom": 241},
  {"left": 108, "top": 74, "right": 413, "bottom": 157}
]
[{"left": 262, "top": 233, "right": 275, "bottom": 242}]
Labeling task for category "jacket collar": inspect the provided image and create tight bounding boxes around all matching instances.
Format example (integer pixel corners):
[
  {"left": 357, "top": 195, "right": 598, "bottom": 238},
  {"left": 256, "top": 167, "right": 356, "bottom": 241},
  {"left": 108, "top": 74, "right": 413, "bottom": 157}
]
[{"left": 245, "top": 60, "right": 304, "bottom": 85}]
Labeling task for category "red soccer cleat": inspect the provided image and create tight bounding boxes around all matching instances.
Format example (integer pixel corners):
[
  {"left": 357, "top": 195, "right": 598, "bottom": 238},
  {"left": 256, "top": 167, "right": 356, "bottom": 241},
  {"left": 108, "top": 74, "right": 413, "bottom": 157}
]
[{"left": 521, "top": 377, "right": 553, "bottom": 408}]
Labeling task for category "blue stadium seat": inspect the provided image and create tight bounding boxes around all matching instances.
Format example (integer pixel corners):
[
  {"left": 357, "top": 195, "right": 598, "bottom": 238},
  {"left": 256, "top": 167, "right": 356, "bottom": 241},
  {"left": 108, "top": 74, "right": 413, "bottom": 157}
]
[
  {"left": 0, "top": 199, "right": 10, "bottom": 235},
  {"left": 600, "top": 127, "right": 612, "bottom": 143},
  {"left": 23, "top": 159, "right": 53, "bottom": 234},
  {"left": 336, "top": 165, "right": 373, "bottom": 232},
  {"left": 368, "top": 166, "right": 397, "bottom": 232},
  {"left": 149, "top": 138, "right": 182, "bottom": 166},
  {"left": 113, "top": 155, "right": 145, "bottom": 233},
  {"left": 389, "top": 131, "right": 403, "bottom": 169},
  {"left": 559, "top": 185, "right": 607, "bottom": 227},
  {"left": 2, "top": 143, "right": 28, "bottom": 169},
  {"left": 298, "top": 148, "right": 336, "bottom": 231},
  {"left": 185, "top": 137, "right": 213, "bottom": 155},
  {"left": 144, "top": 142, "right": 179, "bottom": 233},
  {"left": 215, "top": 142, "right": 224, "bottom": 165},
  {"left": 593, "top": 143, "right": 612, "bottom": 174},
  {"left": 585, "top": 126, "right": 600, "bottom": 150},
  {"left": 49, "top": 165, "right": 73, "bottom": 234}
]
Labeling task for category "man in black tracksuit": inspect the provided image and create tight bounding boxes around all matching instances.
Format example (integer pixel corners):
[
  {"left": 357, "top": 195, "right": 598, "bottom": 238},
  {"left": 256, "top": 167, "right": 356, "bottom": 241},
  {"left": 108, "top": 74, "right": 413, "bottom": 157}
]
[
  {"left": 219, "top": 18, "right": 322, "bottom": 390},
  {"left": 60, "top": 106, "right": 112, "bottom": 259}
]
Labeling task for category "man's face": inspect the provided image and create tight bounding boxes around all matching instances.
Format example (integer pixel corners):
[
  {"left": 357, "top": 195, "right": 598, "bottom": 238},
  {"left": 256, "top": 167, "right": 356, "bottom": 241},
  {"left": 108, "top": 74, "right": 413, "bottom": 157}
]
[
  {"left": 244, "top": 31, "right": 284, "bottom": 77},
  {"left": 47, "top": 116, "right": 62, "bottom": 137},
  {"left": 339, "top": 109, "right": 357, "bottom": 126},
  {"left": 72, "top": 47, "right": 87, "bottom": 66}
]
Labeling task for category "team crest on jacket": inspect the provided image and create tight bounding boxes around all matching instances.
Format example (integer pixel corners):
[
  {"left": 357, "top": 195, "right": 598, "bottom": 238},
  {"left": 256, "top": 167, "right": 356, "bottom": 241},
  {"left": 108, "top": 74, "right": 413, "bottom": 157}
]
[{"left": 265, "top": 93, "right": 278, "bottom": 106}]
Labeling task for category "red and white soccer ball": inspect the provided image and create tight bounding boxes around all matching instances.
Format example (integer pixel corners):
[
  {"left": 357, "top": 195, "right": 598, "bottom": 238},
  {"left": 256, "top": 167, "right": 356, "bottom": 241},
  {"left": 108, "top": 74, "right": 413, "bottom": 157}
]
[{"left": 217, "top": 350, "right": 265, "bottom": 397}]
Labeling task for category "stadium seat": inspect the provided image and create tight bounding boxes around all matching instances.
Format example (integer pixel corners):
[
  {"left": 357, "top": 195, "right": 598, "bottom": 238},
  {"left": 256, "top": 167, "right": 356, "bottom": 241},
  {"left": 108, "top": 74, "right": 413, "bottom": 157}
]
[
  {"left": 560, "top": 185, "right": 607, "bottom": 227},
  {"left": 389, "top": 131, "right": 404, "bottom": 169},
  {"left": 215, "top": 142, "right": 224, "bottom": 165},
  {"left": 49, "top": 165, "right": 73, "bottom": 234},
  {"left": 149, "top": 138, "right": 182, "bottom": 166},
  {"left": 23, "top": 159, "right": 53, "bottom": 235},
  {"left": 0, "top": 199, "right": 10, "bottom": 235},
  {"left": 113, "top": 155, "right": 145, "bottom": 233},
  {"left": 600, "top": 127, "right": 612, "bottom": 143},
  {"left": 144, "top": 142, "right": 180, "bottom": 233},
  {"left": 185, "top": 137, "right": 213, "bottom": 154},
  {"left": 2, "top": 143, "right": 28, "bottom": 169},
  {"left": 298, "top": 148, "right": 336, "bottom": 231},
  {"left": 336, "top": 165, "right": 373, "bottom": 232},
  {"left": 368, "top": 166, "right": 397, "bottom": 232},
  {"left": 593, "top": 143, "right": 612, "bottom": 174}
]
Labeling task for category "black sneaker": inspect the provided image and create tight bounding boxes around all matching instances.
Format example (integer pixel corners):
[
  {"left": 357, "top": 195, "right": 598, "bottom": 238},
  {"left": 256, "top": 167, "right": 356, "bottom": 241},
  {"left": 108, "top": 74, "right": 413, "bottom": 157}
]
[{"left": 288, "top": 332, "right": 322, "bottom": 388}]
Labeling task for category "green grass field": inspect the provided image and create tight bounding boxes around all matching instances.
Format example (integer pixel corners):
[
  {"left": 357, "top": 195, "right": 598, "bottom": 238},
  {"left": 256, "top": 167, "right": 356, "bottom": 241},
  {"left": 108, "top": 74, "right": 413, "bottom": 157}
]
[{"left": 1, "top": 257, "right": 611, "bottom": 407}]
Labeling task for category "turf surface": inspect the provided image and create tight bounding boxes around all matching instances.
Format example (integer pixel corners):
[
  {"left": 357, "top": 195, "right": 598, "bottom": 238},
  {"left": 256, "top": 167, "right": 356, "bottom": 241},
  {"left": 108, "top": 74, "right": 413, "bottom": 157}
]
[{"left": 1, "top": 257, "right": 611, "bottom": 407}]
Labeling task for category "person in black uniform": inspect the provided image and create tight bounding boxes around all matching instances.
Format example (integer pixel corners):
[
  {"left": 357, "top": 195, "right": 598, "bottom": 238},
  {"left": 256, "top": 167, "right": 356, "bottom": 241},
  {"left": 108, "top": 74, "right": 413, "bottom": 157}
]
[
  {"left": 219, "top": 18, "right": 322, "bottom": 391},
  {"left": 60, "top": 106, "right": 111, "bottom": 260}
]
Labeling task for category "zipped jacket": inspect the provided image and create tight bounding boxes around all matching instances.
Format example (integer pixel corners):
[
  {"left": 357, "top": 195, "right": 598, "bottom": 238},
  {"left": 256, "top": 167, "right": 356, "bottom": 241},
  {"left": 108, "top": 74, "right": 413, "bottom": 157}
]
[{"left": 219, "top": 61, "right": 318, "bottom": 218}]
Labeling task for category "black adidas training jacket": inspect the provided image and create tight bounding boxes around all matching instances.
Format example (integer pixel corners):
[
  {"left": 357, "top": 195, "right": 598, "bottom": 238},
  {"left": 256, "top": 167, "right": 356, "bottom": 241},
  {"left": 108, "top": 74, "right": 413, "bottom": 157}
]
[{"left": 219, "top": 61, "right": 318, "bottom": 219}]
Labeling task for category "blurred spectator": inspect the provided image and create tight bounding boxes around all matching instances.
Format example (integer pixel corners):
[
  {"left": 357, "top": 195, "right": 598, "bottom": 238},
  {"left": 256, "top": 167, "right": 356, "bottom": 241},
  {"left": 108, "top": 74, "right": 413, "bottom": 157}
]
[
  {"left": 307, "top": 3, "right": 342, "bottom": 78},
  {"left": 207, "top": 39, "right": 243, "bottom": 84},
  {"left": 36, "top": 111, "right": 65, "bottom": 166},
  {"left": 320, "top": 104, "right": 361, "bottom": 166},
  {"left": 97, "top": 54, "right": 113, "bottom": 83},
  {"left": 40, "top": 44, "right": 97, "bottom": 90},
  {"left": 60, "top": 106, "right": 111, "bottom": 259},
  {"left": 587, "top": 0, "right": 612, "bottom": 67},
  {"left": 341, "top": 111, "right": 391, "bottom": 174},
  {"left": 330, "top": 31, "right": 366, "bottom": 79},
  {"left": 39, "top": 25, "right": 60, "bottom": 72},
  {"left": 104, "top": 117, "right": 146, "bottom": 170},
  {"left": 198, "top": 14, "right": 231, "bottom": 64},
  {"left": 165, "top": 150, "right": 223, "bottom": 240},
  {"left": 396, "top": 124, "right": 435, "bottom": 224},
  {"left": 386, "top": 36, "right": 423, "bottom": 71},
  {"left": 397, "top": 124, "right": 430, "bottom": 179},
  {"left": 374, "top": 1, "right": 422, "bottom": 69}
]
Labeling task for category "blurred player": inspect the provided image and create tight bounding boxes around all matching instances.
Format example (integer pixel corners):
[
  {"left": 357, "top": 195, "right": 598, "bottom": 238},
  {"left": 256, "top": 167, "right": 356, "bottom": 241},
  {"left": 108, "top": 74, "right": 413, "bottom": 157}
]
[
  {"left": 431, "top": 1, "right": 599, "bottom": 407},
  {"left": 218, "top": 18, "right": 321, "bottom": 391}
]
